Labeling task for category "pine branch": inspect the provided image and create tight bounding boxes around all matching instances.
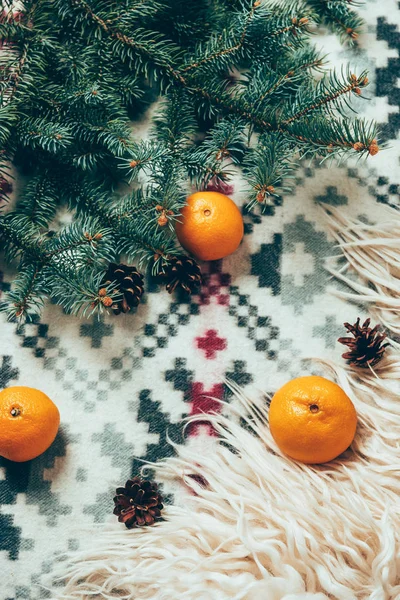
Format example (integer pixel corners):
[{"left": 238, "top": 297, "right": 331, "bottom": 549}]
[
  {"left": 70, "top": 182, "right": 179, "bottom": 269},
  {"left": 0, "top": 214, "right": 115, "bottom": 319},
  {"left": 16, "top": 174, "right": 58, "bottom": 228},
  {"left": 280, "top": 69, "right": 369, "bottom": 125},
  {"left": 63, "top": 0, "right": 372, "bottom": 153},
  {"left": 66, "top": 0, "right": 309, "bottom": 131},
  {"left": 181, "top": 2, "right": 258, "bottom": 74},
  {"left": 306, "top": 0, "right": 364, "bottom": 42},
  {"left": 1, "top": 261, "right": 46, "bottom": 320},
  {"left": 284, "top": 115, "right": 379, "bottom": 157},
  {"left": 48, "top": 268, "right": 120, "bottom": 318},
  {"left": 0, "top": 0, "right": 380, "bottom": 319},
  {"left": 244, "top": 132, "right": 295, "bottom": 210},
  {"left": 66, "top": 0, "right": 183, "bottom": 77}
]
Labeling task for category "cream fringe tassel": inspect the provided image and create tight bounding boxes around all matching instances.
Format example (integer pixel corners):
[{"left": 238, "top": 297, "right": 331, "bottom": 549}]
[
  {"left": 322, "top": 204, "right": 400, "bottom": 335},
  {"left": 51, "top": 352, "right": 400, "bottom": 600}
]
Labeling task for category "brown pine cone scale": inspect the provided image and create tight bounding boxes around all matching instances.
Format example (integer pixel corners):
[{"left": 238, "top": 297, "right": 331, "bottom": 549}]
[
  {"left": 113, "top": 477, "right": 163, "bottom": 528},
  {"left": 160, "top": 255, "right": 202, "bottom": 295},
  {"left": 338, "top": 317, "right": 388, "bottom": 367},
  {"left": 102, "top": 263, "right": 144, "bottom": 315}
]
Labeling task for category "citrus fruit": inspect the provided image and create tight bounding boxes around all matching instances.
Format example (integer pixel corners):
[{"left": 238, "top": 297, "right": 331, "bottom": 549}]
[
  {"left": 0, "top": 386, "right": 60, "bottom": 462},
  {"left": 269, "top": 376, "right": 357, "bottom": 464},
  {"left": 175, "top": 191, "right": 244, "bottom": 261}
]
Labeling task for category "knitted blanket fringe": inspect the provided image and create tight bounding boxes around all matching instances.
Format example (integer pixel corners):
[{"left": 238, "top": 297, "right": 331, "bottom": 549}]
[
  {"left": 50, "top": 207, "right": 400, "bottom": 599},
  {"left": 51, "top": 356, "right": 400, "bottom": 600},
  {"left": 322, "top": 204, "right": 400, "bottom": 335}
]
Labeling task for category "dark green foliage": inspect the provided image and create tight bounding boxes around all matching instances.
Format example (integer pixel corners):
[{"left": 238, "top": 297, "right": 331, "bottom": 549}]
[
  {"left": 0, "top": 0, "right": 378, "bottom": 320},
  {"left": 306, "top": 0, "right": 364, "bottom": 42}
]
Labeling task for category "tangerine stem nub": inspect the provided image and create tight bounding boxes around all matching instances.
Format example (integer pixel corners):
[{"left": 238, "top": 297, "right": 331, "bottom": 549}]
[
  {"left": 309, "top": 404, "right": 319, "bottom": 413},
  {"left": 10, "top": 407, "right": 21, "bottom": 417}
]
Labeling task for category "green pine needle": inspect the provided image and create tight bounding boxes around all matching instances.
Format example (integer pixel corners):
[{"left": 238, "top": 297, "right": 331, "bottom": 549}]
[{"left": 0, "top": 0, "right": 379, "bottom": 319}]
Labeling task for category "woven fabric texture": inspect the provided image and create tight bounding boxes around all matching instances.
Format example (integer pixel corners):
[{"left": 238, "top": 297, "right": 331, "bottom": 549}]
[{"left": 1, "top": 3, "right": 400, "bottom": 598}]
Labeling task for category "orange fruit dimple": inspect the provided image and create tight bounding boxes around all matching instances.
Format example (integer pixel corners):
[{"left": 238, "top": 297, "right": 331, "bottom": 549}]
[
  {"left": 175, "top": 191, "right": 244, "bottom": 261},
  {"left": 0, "top": 386, "right": 60, "bottom": 462},
  {"left": 269, "top": 376, "right": 357, "bottom": 464}
]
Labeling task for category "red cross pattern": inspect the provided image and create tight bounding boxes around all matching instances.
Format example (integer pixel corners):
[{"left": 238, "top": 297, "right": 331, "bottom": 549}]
[{"left": 196, "top": 329, "right": 227, "bottom": 359}]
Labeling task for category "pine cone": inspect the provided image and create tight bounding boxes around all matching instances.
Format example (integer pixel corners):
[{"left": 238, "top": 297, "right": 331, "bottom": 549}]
[
  {"left": 338, "top": 318, "right": 388, "bottom": 367},
  {"left": 113, "top": 478, "right": 164, "bottom": 528},
  {"left": 160, "top": 255, "right": 202, "bottom": 294},
  {"left": 102, "top": 263, "right": 144, "bottom": 315}
]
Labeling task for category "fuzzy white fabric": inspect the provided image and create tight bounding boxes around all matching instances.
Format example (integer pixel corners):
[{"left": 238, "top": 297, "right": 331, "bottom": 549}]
[
  {"left": 52, "top": 353, "right": 400, "bottom": 600},
  {"left": 323, "top": 204, "right": 400, "bottom": 335}
]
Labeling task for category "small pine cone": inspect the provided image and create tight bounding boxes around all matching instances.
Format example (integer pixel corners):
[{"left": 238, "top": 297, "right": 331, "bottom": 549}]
[
  {"left": 346, "top": 28, "right": 358, "bottom": 39},
  {"left": 101, "top": 296, "right": 113, "bottom": 308},
  {"left": 256, "top": 191, "right": 265, "bottom": 203},
  {"left": 369, "top": 142, "right": 379, "bottom": 156},
  {"left": 101, "top": 263, "right": 144, "bottom": 315},
  {"left": 160, "top": 255, "right": 202, "bottom": 294},
  {"left": 353, "top": 142, "right": 365, "bottom": 152},
  {"left": 113, "top": 477, "right": 164, "bottom": 528},
  {"left": 157, "top": 213, "right": 168, "bottom": 227},
  {"left": 338, "top": 317, "right": 389, "bottom": 368}
]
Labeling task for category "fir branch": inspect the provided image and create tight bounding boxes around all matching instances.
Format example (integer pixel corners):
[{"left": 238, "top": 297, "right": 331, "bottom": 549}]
[
  {"left": 255, "top": 71, "right": 299, "bottom": 105},
  {"left": 1, "top": 261, "right": 45, "bottom": 321},
  {"left": 16, "top": 174, "right": 58, "bottom": 228},
  {"left": 0, "top": 216, "right": 115, "bottom": 319},
  {"left": 48, "top": 268, "right": 119, "bottom": 318},
  {"left": 67, "top": 0, "right": 183, "bottom": 76},
  {"left": 186, "top": 117, "right": 246, "bottom": 188},
  {"left": 281, "top": 70, "right": 369, "bottom": 125},
  {"left": 65, "top": 0, "right": 305, "bottom": 130},
  {"left": 306, "top": 0, "right": 364, "bottom": 42},
  {"left": 0, "top": 213, "right": 42, "bottom": 262},
  {"left": 19, "top": 117, "right": 74, "bottom": 153},
  {"left": 1, "top": 41, "right": 29, "bottom": 103},
  {"left": 181, "top": 1, "right": 258, "bottom": 74},
  {"left": 0, "top": 1, "right": 43, "bottom": 104},
  {"left": 108, "top": 0, "right": 167, "bottom": 24},
  {"left": 283, "top": 115, "right": 379, "bottom": 157},
  {"left": 120, "top": 141, "right": 168, "bottom": 182},
  {"left": 0, "top": 0, "right": 380, "bottom": 319},
  {"left": 64, "top": 0, "right": 368, "bottom": 146},
  {"left": 152, "top": 90, "right": 197, "bottom": 150},
  {"left": 269, "top": 16, "right": 310, "bottom": 38},
  {"left": 43, "top": 233, "right": 102, "bottom": 261},
  {"left": 244, "top": 132, "right": 295, "bottom": 210},
  {"left": 70, "top": 182, "right": 178, "bottom": 268},
  {"left": 186, "top": 82, "right": 274, "bottom": 129}
]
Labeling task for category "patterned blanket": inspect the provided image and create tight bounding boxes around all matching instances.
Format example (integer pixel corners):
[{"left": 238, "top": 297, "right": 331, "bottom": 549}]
[{"left": 1, "top": 3, "right": 399, "bottom": 598}]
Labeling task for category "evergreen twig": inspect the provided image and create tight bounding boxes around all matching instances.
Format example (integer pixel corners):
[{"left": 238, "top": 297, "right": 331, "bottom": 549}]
[{"left": 0, "top": 0, "right": 379, "bottom": 320}]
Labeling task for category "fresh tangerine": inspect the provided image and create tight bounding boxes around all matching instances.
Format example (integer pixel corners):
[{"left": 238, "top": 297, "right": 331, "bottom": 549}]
[
  {"left": 0, "top": 386, "right": 60, "bottom": 462},
  {"left": 175, "top": 191, "right": 244, "bottom": 261},
  {"left": 269, "top": 376, "right": 357, "bottom": 464}
]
